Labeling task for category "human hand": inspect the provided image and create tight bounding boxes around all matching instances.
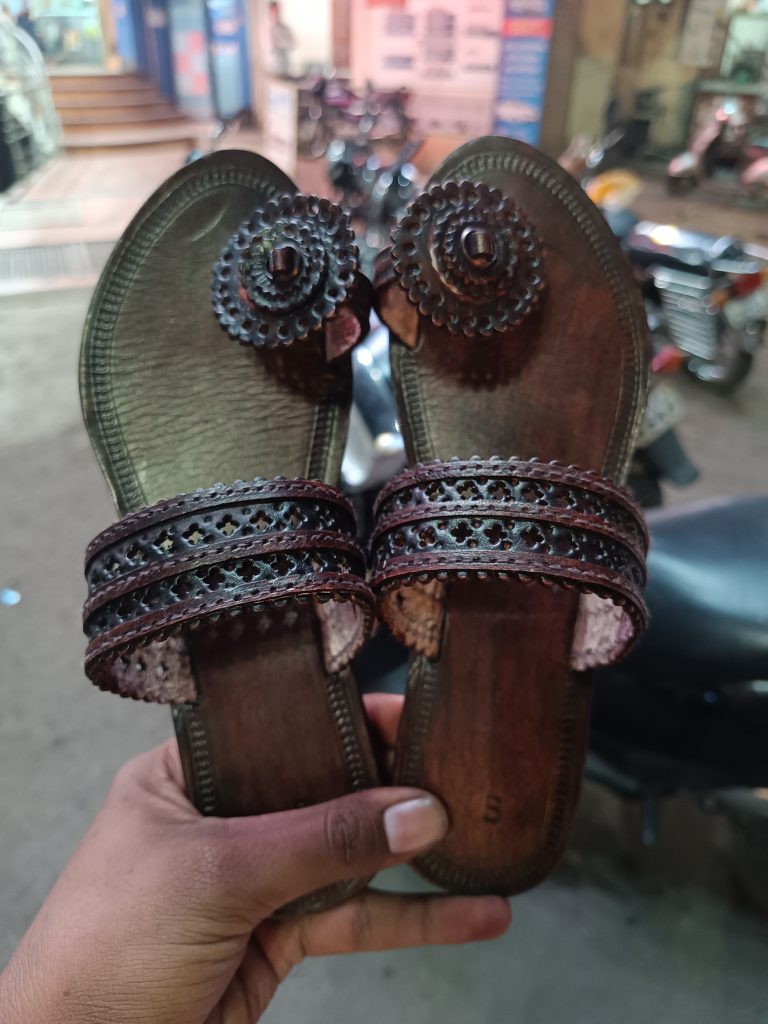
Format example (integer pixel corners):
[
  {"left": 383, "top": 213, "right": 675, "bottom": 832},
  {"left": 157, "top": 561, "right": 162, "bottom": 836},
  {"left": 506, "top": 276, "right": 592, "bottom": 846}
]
[{"left": 1, "top": 694, "right": 510, "bottom": 1024}]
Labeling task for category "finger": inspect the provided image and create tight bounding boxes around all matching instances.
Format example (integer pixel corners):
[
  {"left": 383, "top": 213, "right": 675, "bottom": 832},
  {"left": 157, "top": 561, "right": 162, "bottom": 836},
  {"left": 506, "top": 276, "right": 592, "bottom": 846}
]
[
  {"left": 256, "top": 892, "right": 511, "bottom": 976},
  {"left": 362, "top": 692, "right": 404, "bottom": 749},
  {"left": 208, "top": 787, "right": 449, "bottom": 914}
]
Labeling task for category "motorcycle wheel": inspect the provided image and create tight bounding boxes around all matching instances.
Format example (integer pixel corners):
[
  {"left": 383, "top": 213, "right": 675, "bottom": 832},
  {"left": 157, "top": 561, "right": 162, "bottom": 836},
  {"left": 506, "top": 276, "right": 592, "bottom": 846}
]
[{"left": 685, "top": 323, "right": 756, "bottom": 393}]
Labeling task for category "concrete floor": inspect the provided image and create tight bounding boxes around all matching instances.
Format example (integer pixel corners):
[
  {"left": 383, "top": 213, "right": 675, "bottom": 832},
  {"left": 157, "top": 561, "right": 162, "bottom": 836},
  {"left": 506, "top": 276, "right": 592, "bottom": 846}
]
[{"left": 1, "top": 276, "right": 768, "bottom": 1017}]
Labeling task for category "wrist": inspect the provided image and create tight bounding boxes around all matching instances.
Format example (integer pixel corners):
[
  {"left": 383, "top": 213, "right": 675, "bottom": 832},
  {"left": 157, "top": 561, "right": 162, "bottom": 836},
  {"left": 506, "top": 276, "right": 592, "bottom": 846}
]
[{"left": 1, "top": 939, "right": 81, "bottom": 1024}]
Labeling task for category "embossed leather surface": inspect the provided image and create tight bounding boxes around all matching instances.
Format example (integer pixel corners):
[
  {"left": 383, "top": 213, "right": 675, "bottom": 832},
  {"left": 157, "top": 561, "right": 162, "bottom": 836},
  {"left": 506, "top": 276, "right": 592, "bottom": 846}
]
[
  {"left": 84, "top": 478, "right": 374, "bottom": 701},
  {"left": 369, "top": 458, "right": 648, "bottom": 669},
  {"left": 81, "top": 152, "right": 358, "bottom": 515},
  {"left": 374, "top": 137, "right": 650, "bottom": 897}
]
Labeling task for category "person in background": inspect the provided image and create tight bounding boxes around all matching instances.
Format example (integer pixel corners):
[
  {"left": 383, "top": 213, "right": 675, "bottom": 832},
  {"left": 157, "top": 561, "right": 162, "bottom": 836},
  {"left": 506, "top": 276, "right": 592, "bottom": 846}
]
[{"left": 268, "top": 0, "right": 294, "bottom": 77}]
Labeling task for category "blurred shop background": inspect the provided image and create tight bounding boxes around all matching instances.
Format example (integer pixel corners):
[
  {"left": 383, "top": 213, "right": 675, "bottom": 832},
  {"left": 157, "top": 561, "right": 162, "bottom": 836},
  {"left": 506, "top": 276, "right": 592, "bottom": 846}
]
[
  {"left": 3, "top": 0, "right": 768, "bottom": 284},
  {"left": 2, "top": 0, "right": 768, "bottom": 187}
]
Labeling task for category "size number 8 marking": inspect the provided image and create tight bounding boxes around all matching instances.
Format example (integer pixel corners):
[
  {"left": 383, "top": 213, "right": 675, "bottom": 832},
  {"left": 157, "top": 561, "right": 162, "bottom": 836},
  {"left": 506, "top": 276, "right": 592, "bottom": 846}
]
[{"left": 483, "top": 794, "right": 502, "bottom": 825}]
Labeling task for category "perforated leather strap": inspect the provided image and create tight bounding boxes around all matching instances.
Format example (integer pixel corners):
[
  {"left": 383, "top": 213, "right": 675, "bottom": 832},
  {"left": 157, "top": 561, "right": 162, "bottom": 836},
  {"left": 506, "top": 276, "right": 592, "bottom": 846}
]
[
  {"left": 84, "top": 478, "right": 375, "bottom": 702},
  {"left": 369, "top": 458, "right": 649, "bottom": 669}
]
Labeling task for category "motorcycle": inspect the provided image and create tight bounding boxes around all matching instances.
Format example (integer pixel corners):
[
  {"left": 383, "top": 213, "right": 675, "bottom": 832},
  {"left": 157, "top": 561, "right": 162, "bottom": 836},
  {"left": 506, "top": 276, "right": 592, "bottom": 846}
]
[
  {"left": 582, "top": 171, "right": 768, "bottom": 393},
  {"left": 297, "top": 74, "right": 361, "bottom": 159},
  {"left": 668, "top": 98, "right": 768, "bottom": 198},
  {"left": 360, "top": 81, "right": 412, "bottom": 144},
  {"left": 327, "top": 134, "right": 421, "bottom": 275},
  {"left": 618, "top": 217, "right": 767, "bottom": 392},
  {"left": 589, "top": 495, "right": 768, "bottom": 867},
  {"left": 299, "top": 75, "right": 411, "bottom": 160}
]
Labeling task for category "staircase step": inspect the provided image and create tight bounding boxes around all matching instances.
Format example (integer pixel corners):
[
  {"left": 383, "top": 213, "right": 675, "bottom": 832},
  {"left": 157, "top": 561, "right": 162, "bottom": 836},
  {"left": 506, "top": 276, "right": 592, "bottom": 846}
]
[
  {"left": 47, "top": 68, "right": 147, "bottom": 79},
  {"left": 54, "top": 95, "right": 172, "bottom": 112},
  {"left": 61, "top": 125, "right": 201, "bottom": 152},
  {"left": 49, "top": 73, "right": 153, "bottom": 93},
  {"left": 60, "top": 110, "right": 187, "bottom": 130},
  {"left": 50, "top": 86, "right": 158, "bottom": 104},
  {"left": 51, "top": 71, "right": 199, "bottom": 153}
]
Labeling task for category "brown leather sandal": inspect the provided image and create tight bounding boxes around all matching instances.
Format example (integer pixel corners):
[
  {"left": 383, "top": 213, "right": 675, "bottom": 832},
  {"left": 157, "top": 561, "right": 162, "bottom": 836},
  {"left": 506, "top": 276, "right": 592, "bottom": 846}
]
[
  {"left": 370, "top": 137, "right": 650, "bottom": 895},
  {"left": 80, "top": 150, "right": 379, "bottom": 913}
]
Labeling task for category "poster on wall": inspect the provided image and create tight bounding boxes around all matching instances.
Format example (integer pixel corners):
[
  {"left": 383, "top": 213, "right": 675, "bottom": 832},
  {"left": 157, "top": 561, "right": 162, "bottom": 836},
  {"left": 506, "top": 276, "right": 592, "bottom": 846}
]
[
  {"left": 361, "top": 0, "right": 504, "bottom": 134},
  {"left": 492, "top": 0, "right": 554, "bottom": 146},
  {"left": 362, "top": 1, "right": 501, "bottom": 95}
]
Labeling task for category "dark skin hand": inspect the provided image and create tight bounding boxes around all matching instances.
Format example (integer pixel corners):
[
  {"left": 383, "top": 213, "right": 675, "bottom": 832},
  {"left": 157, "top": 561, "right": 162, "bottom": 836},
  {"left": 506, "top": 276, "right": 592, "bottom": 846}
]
[{"left": 1, "top": 694, "right": 511, "bottom": 1023}]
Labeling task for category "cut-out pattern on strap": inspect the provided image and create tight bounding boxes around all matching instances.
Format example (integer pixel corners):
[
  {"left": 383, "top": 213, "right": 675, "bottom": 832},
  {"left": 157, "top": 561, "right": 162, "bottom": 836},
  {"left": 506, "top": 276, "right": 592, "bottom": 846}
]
[
  {"left": 369, "top": 458, "right": 648, "bottom": 669},
  {"left": 84, "top": 478, "right": 375, "bottom": 701}
]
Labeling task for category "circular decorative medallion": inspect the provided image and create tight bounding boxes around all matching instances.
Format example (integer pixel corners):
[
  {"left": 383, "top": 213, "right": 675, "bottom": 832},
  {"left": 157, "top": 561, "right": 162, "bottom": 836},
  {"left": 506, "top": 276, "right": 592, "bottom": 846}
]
[
  {"left": 212, "top": 194, "right": 358, "bottom": 346},
  {"left": 390, "top": 180, "right": 544, "bottom": 337}
]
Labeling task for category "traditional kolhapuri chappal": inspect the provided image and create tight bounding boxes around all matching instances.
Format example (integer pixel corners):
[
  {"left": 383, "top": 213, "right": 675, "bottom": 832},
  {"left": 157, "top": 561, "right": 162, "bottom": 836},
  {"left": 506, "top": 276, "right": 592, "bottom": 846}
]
[
  {"left": 80, "top": 151, "right": 380, "bottom": 913},
  {"left": 371, "top": 137, "right": 650, "bottom": 895}
]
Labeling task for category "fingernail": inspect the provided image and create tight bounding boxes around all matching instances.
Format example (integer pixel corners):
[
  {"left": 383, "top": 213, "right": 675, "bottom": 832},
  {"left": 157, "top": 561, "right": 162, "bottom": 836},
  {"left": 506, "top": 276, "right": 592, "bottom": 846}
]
[{"left": 383, "top": 796, "right": 448, "bottom": 854}]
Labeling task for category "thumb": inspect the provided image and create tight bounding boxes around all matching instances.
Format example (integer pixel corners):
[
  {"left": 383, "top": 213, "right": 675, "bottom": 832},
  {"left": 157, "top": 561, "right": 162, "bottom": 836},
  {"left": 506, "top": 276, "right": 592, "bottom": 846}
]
[{"left": 207, "top": 787, "right": 448, "bottom": 916}]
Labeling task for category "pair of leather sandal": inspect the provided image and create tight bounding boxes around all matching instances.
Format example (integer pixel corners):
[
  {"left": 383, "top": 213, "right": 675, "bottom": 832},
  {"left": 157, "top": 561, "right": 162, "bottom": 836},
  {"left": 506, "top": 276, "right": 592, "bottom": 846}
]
[{"left": 80, "top": 137, "right": 650, "bottom": 912}]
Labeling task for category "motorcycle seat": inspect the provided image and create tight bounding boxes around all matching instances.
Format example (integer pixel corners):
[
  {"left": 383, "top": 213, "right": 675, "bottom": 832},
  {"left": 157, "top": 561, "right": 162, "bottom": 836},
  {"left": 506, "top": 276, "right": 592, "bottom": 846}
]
[
  {"left": 622, "top": 495, "right": 768, "bottom": 685},
  {"left": 625, "top": 221, "right": 739, "bottom": 274}
]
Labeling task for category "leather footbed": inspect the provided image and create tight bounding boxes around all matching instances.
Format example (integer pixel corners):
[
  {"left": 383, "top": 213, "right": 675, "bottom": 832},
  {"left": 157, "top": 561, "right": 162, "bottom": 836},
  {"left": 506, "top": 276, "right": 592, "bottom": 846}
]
[
  {"left": 377, "top": 138, "right": 649, "bottom": 894},
  {"left": 80, "top": 150, "right": 379, "bottom": 913}
]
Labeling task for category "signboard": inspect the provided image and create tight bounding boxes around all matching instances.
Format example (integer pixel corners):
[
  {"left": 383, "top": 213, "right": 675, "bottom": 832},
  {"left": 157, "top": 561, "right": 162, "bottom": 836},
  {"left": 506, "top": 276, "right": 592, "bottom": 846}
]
[{"left": 492, "top": 0, "right": 554, "bottom": 145}]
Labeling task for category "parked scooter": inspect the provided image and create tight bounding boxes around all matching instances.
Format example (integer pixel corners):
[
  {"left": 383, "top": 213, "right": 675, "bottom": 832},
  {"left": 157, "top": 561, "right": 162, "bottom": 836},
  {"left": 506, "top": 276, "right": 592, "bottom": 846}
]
[
  {"left": 361, "top": 82, "right": 412, "bottom": 143},
  {"left": 668, "top": 98, "right": 768, "bottom": 198}
]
